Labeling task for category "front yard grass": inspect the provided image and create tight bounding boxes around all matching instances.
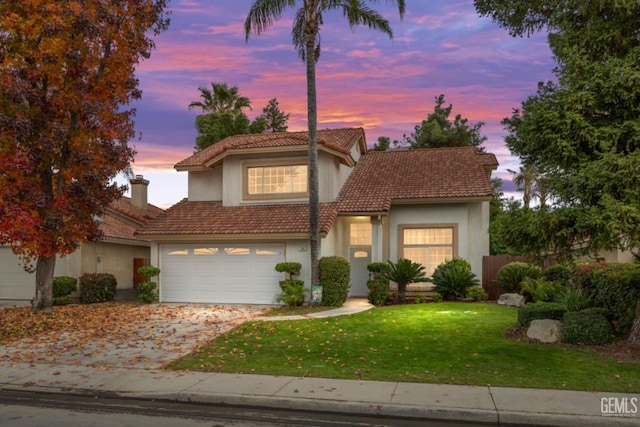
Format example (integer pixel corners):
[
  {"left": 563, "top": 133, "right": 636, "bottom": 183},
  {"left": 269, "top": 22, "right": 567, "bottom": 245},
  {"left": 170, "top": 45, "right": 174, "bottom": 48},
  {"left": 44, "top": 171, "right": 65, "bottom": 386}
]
[{"left": 167, "top": 302, "right": 640, "bottom": 393}]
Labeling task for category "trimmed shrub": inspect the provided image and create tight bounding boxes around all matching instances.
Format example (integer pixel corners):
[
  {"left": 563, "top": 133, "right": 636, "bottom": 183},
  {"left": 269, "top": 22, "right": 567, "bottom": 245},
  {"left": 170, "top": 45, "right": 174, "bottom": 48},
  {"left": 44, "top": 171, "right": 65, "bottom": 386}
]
[
  {"left": 414, "top": 293, "right": 427, "bottom": 304},
  {"left": 137, "top": 265, "right": 160, "bottom": 303},
  {"left": 431, "top": 292, "right": 443, "bottom": 302},
  {"left": 53, "top": 276, "right": 77, "bottom": 298},
  {"left": 275, "top": 262, "right": 302, "bottom": 277},
  {"left": 431, "top": 258, "right": 478, "bottom": 300},
  {"left": 562, "top": 310, "right": 614, "bottom": 345},
  {"left": 578, "top": 263, "right": 640, "bottom": 334},
  {"left": 497, "top": 262, "right": 541, "bottom": 293},
  {"left": 367, "top": 277, "right": 389, "bottom": 306},
  {"left": 366, "top": 262, "right": 390, "bottom": 306},
  {"left": 466, "top": 286, "right": 488, "bottom": 301},
  {"left": 319, "top": 256, "right": 351, "bottom": 307},
  {"left": 517, "top": 302, "right": 566, "bottom": 327},
  {"left": 79, "top": 273, "right": 117, "bottom": 304},
  {"left": 542, "top": 263, "right": 573, "bottom": 287}
]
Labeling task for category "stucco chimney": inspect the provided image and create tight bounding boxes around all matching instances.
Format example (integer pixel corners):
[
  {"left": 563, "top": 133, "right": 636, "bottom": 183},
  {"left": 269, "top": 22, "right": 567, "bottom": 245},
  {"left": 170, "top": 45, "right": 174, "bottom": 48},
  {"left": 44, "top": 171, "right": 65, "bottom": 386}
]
[{"left": 130, "top": 175, "right": 149, "bottom": 210}]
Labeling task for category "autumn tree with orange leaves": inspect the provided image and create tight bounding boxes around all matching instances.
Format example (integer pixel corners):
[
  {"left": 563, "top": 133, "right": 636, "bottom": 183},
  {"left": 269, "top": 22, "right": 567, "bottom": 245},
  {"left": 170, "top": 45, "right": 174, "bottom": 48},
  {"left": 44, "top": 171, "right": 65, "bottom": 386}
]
[{"left": 0, "top": 1, "right": 170, "bottom": 313}]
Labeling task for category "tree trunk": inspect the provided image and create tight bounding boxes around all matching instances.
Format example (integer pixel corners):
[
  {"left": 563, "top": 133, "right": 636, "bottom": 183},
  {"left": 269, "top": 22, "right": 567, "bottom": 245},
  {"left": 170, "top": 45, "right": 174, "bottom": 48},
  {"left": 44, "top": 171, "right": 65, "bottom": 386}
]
[
  {"left": 628, "top": 294, "right": 640, "bottom": 346},
  {"left": 32, "top": 255, "right": 55, "bottom": 314},
  {"left": 397, "top": 283, "right": 407, "bottom": 303},
  {"left": 306, "top": 37, "right": 320, "bottom": 290}
]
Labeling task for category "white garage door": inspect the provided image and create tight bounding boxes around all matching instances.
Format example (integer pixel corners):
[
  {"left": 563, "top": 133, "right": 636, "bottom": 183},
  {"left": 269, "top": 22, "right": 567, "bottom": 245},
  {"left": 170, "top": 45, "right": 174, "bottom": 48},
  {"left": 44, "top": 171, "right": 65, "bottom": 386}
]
[
  {"left": 0, "top": 247, "right": 35, "bottom": 300},
  {"left": 160, "top": 244, "right": 285, "bottom": 304}
]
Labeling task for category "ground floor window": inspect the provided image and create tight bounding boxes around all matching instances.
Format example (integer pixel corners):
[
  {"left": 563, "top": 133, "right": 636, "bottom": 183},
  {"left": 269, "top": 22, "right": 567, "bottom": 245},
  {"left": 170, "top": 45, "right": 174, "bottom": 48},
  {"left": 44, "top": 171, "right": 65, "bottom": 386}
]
[{"left": 400, "top": 225, "right": 457, "bottom": 276}]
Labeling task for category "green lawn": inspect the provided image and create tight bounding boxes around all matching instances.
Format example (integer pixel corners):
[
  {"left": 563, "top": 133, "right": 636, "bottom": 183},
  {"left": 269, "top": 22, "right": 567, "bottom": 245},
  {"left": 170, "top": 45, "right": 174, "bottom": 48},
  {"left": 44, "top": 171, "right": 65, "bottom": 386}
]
[{"left": 168, "top": 303, "right": 640, "bottom": 392}]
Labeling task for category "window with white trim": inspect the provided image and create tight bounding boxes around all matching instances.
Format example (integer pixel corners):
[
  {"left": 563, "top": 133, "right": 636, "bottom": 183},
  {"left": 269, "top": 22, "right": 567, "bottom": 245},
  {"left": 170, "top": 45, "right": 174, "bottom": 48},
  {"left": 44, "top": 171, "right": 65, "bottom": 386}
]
[
  {"left": 247, "top": 164, "right": 307, "bottom": 196},
  {"left": 400, "top": 226, "right": 456, "bottom": 276}
]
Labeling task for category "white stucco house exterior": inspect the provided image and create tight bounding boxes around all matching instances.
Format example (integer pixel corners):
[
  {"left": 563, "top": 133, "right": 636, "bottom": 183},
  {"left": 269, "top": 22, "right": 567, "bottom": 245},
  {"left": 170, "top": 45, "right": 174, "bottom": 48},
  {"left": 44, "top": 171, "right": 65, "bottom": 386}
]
[
  {"left": 136, "top": 128, "right": 499, "bottom": 304},
  {"left": 0, "top": 177, "right": 163, "bottom": 300}
]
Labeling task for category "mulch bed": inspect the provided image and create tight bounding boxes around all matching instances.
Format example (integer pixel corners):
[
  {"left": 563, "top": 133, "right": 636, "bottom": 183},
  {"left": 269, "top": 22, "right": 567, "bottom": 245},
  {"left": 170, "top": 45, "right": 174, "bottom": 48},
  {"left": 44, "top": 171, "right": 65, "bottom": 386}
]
[{"left": 505, "top": 326, "right": 640, "bottom": 362}]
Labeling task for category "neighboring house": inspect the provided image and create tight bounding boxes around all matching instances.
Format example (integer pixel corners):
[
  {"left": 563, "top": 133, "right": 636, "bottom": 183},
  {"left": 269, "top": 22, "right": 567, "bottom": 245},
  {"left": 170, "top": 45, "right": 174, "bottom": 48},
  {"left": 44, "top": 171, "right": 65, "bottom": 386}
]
[
  {"left": 0, "top": 176, "right": 163, "bottom": 300},
  {"left": 136, "top": 128, "right": 498, "bottom": 304}
]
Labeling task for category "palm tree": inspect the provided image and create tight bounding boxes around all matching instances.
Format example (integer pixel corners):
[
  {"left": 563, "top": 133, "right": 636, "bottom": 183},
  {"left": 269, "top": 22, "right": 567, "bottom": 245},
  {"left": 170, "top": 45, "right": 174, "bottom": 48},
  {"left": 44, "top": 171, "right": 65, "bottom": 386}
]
[
  {"left": 508, "top": 165, "right": 537, "bottom": 209},
  {"left": 188, "top": 82, "right": 251, "bottom": 114},
  {"left": 245, "top": 0, "right": 405, "bottom": 290},
  {"left": 385, "top": 259, "right": 427, "bottom": 303}
]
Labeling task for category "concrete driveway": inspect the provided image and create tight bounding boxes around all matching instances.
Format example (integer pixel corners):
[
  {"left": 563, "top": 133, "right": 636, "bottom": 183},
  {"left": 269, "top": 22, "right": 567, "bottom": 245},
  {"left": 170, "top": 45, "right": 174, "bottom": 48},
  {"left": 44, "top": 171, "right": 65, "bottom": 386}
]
[{"left": 0, "top": 304, "right": 269, "bottom": 370}]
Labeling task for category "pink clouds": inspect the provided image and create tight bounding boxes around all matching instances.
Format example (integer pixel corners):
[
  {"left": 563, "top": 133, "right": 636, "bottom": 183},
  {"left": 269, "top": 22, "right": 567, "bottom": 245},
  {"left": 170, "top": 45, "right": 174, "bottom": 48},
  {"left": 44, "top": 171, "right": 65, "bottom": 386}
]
[{"left": 127, "top": 0, "right": 557, "bottom": 206}]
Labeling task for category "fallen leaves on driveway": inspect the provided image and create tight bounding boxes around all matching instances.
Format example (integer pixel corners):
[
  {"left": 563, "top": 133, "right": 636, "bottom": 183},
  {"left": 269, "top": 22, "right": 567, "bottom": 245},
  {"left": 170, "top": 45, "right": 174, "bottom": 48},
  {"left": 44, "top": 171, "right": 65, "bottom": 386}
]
[{"left": 0, "top": 302, "right": 268, "bottom": 369}]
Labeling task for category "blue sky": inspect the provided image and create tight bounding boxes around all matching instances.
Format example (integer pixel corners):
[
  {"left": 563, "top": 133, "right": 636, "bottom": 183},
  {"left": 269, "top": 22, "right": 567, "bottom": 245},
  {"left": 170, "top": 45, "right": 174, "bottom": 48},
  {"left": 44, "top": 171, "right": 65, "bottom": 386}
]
[{"left": 122, "top": 0, "right": 556, "bottom": 207}]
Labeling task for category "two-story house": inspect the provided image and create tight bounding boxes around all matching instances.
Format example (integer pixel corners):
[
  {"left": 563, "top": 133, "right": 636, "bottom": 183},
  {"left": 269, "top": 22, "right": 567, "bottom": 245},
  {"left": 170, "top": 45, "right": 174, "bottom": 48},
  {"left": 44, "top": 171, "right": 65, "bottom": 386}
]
[{"left": 136, "top": 128, "right": 498, "bottom": 304}]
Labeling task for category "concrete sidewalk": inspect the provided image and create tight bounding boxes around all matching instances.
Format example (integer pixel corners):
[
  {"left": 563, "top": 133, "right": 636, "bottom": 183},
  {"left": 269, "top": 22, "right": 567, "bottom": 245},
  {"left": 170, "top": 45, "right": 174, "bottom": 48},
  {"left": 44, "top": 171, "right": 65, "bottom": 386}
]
[{"left": 0, "top": 361, "right": 637, "bottom": 426}]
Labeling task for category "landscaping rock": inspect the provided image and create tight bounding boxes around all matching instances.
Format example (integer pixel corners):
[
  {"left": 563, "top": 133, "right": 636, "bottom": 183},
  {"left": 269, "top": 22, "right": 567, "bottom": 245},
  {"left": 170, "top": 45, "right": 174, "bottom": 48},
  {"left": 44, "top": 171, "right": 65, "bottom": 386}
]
[
  {"left": 527, "top": 319, "right": 563, "bottom": 343},
  {"left": 497, "top": 293, "right": 525, "bottom": 307}
]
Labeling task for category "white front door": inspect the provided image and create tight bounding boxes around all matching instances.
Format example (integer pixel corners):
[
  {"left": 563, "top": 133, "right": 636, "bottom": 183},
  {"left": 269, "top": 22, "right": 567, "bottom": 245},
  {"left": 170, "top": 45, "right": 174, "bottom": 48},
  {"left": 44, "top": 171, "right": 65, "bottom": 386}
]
[
  {"left": 349, "top": 247, "right": 371, "bottom": 296},
  {"left": 160, "top": 244, "right": 285, "bottom": 304}
]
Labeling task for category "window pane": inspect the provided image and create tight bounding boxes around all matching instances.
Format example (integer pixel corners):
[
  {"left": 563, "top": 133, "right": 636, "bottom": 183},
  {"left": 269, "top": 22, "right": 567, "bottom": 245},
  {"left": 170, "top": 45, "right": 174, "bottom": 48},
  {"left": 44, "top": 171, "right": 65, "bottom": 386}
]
[
  {"left": 350, "top": 223, "right": 372, "bottom": 245},
  {"left": 225, "top": 247, "right": 250, "bottom": 255},
  {"left": 194, "top": 247, "right": 218, "bottom": 255},
  {"left": 403, "top": 248, "right": 427, "bottom": 267},
  {"left": 404, "top": 228, "right": 452, "bottom": 245},
  {"left": 427, "top": 247, "right": 453, "bottom": 276},
  {"left": 167, "top": 249, "right": 188, "bottom": 255},
  {"left": 247, "top": 165, "right": 307, "bottom": 195}
]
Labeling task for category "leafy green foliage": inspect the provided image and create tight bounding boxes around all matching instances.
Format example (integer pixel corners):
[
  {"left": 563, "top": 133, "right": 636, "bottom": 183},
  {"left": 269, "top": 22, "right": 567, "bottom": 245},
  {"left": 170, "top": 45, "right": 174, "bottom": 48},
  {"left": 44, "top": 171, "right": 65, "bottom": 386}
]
[
  {"left": 543, "top": 263, "right": 573, "bottom": 287},
  {"left": 402, "top": 94, "right": 487, "bottom": 149},
  {"left": 385, "top": 258, "right": 427, "bottom": 303},
  {"left": 431, "top": 258, "right": 479, "bottom": 300},
  {"left": 479, "top": 1, "right": 640, "bottom": 260},
  {"left": 366, "top": 262, "right": 390, "bottom": 305},
  {"left": 276, "top": 279, "right": 307, "bottom": 307},
  {"left": 275, "top": 262, "right": 302, "bottom": 277},
  {"left": 466, "top": 286, "right": 488, "bottom": 301},
  {"left": 137, "top": 265, "right": 160, "bottom": 303},
  {"left": 79, "top": 273, "right": 117, "bottom": 304},
  {"left": 431, "top": 292, "right": 443, "bottom": 302},
  {"left": 319, "top": 256, "right": 351, "bottom": 307},
  {"left": 562, "top": 311, "right": 614, "bottom": 346},
  {"left": 0, "top": 0, "right": 170, "bottom": 313},
  {"left": 520, "top": 277, "right": 562, "bottom": 302},
  {"left": 497, "top": 262, "right": 542, "bottom": 293},
  {"left": 52, "top": 276, "right": 77, "bottom": 299},
  {"left": 367, "top": 278, "right": 389, "bottom": 306},
  {"left": 558, "top": 285, "right": 592, "bottom": 313},
  {"left": 255, "top": 98, "right": 289, "bottom": 132},
  {"left": 578, "top": 263, "right": 640, "bottom": 334},
  {"left": 517, "top": 302, "right": 566, "bottom": 327}
]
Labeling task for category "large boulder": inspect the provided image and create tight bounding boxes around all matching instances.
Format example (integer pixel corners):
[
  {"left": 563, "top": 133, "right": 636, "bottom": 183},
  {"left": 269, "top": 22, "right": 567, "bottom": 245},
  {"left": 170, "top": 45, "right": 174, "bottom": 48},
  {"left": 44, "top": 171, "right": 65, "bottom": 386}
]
[
  {"left": 527, "top": 319, "right": 563, "bottom": 343},
  {"left": 497, "top": 293, "right": 525, "bottom": 307}
]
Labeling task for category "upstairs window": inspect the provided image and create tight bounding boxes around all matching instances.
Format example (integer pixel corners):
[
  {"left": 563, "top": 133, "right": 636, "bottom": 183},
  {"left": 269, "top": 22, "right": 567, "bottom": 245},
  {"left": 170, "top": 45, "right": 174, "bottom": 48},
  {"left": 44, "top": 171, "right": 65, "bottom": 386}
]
[{"left": 244, "top": 161, "right": 308, "bottom": 200}]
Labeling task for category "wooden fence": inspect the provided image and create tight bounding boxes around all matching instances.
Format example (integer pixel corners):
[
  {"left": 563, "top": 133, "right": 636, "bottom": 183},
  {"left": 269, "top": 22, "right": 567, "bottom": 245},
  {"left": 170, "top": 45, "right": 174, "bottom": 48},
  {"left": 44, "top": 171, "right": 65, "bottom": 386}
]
[{"left": 482, "top": 255, "right": 556, "bottom": 300}]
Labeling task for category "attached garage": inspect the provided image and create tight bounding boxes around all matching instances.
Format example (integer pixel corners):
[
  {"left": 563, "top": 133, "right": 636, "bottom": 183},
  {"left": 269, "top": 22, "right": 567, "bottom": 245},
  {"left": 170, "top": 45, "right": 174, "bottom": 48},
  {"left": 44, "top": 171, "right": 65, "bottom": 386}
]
[
  {"left": 159, "top": 243, "right": 285, "bottom": 304},
  {"left": 0, "top": 247, "right": 34, "bottom": 300}
]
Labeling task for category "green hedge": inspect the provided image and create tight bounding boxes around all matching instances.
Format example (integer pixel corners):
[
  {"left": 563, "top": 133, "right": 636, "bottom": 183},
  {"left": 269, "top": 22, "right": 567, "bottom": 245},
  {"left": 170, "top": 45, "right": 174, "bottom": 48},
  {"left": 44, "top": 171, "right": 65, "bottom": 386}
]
[
  {"left": 517, "top": 302, "right": 567, "bottom": 327},
  {"left": 577, "top": 263, "right": 640, "bottom": 334},
  {"left": 562, "top": 310, "right": 614, "bottom": 345},
  {"left": 79, "top": 273, "right": 117, "bottom": 304},
  {"left": 53, "top": 276, "right": 77, "bottom": 298},
  {"left": 319, "top": 256, "right": 350, "bottom": 307}
]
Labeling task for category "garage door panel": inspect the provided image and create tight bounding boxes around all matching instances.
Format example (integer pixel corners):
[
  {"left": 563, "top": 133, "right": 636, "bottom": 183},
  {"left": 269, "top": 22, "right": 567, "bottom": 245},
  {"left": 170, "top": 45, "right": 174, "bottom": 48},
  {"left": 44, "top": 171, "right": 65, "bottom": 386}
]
[{"left": 160, "top": 243, "right": 285, "bottom": 304}]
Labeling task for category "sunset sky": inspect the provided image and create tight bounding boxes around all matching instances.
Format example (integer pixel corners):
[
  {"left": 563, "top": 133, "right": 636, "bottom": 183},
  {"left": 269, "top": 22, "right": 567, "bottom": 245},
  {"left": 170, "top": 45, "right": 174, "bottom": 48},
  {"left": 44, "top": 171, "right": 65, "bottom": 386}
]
[{"left": 122, "top": 0, "right": 556, "bottom": 208}]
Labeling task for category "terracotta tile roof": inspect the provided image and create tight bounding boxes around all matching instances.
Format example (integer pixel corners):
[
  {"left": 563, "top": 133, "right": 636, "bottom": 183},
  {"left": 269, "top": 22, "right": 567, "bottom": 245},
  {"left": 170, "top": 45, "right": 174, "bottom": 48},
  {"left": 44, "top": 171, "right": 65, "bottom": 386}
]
[
  {"left": 136, "top": 200, "right": 338, "bottom": 237},
  {"left": 175, "top": 128, "right": 365, "bottom": 170},
  {"left": 336, "top": 147, "right": 498, "bottom": 213},
  {"left": 101, "top": 197, "right": 164, "bottom": 241}
]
